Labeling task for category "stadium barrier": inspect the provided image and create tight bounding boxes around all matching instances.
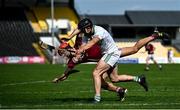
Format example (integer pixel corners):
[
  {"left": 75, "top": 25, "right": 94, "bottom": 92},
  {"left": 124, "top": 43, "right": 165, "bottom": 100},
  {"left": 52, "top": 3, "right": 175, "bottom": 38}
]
[
  {"left": 117, "top": 57, "right": 180, "bottom": 64},
  {"left": 1, "top": 56, "right": 180, "bottom": 64},
  {"left": 0, "top": 56, "right": 45, "bottom": 64},
  {"left": 138, "top": 57, "right": 180, "bottom": 64},
  {"left": 117, "top": 58, "right": 139, "bottom": 64}
]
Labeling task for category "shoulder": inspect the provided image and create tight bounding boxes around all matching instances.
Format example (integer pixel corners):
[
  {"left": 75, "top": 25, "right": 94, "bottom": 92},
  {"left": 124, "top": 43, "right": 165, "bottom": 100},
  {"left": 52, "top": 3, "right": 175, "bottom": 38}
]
[
  {"left": 94, "top": 25, "right": 106, "bottom": 32},
  {"left": 94, "top": 25, "right": 108, "bottom": 35}
]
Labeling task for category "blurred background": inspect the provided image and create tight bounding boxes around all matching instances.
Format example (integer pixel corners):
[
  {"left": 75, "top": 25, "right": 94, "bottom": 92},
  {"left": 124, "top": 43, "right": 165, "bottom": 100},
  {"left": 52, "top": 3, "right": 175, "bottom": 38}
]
[
  {"left": 0, "top": 0, "right": 180, "bottom": 64},
  {"left": 1, "top": 0, "right": 180, "bottom": 109}
]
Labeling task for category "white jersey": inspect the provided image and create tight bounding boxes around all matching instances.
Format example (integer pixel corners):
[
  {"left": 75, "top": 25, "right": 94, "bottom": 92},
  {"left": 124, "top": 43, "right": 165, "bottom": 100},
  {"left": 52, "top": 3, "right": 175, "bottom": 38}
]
[
  {"left": 92, "top": 25, "right": 118, "bottom": 54},
  {"left": 82, "top": 25, "right": 120, "bottom": 67},
  {"left": 169, "top": 50, "right": 174, "bottom": 58}
]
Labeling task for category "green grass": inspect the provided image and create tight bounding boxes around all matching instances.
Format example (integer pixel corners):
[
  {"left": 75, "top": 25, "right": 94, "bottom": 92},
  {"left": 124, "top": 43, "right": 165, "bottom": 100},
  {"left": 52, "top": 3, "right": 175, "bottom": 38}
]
[{"left": 0, "top": 64, "right": 180, "bottom": 109}]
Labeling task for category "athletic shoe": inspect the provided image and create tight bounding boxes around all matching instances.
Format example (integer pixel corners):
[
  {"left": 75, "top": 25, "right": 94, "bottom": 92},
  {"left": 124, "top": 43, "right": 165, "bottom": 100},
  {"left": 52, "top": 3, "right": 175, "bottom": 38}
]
[
  {"left": 152, "top": 32, "right": 163, "bottom": 38},
  {"left": 145, "top": 66, "right": 150, "bottom": 71},
  {"left": 152, "top": 31, "right": 169, "bottom": 39},
  {"left": 138, "top": 75, "right": 148, "bottom": 91},
  {"left": 93, "top": 95, "right": 101, "bottom": 104},
  {"left": 159, "top": 65, "right": 162, "bottom": 70},
  {"left": 117, "top": 88, "right": 128, "bottom": 101}
]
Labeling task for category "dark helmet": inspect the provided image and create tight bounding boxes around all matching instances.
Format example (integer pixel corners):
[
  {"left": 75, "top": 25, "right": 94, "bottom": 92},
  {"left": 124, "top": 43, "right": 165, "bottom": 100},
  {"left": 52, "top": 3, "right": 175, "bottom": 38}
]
[{"left": 78, "top": 18, "right": 93, "bottom": 31}]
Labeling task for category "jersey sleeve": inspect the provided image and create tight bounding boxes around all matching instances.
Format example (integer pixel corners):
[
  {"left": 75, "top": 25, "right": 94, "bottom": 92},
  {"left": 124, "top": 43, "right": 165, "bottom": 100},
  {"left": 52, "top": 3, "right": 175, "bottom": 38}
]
[
  {"left": 67, "top": 59, "right": 76, "bottom": 69},
  {"left": 93, "top": 28, "right": 105, "bottom": 40}
]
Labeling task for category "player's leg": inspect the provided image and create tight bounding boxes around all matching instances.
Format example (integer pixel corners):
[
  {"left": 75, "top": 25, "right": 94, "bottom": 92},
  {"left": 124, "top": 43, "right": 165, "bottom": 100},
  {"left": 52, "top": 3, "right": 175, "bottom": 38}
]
[
  {"left": 101, "top": 73, "right": 117, "bottom": 91},
  {"left": 52, "top": 59, "right": 76, "bottom": 83},
  {"left": 93, "top": 51, "right": 120, "bottom": 103},
  {"left": 52, "top": 67, "right": 72, "bottom": 83},
  {"left": 92, "top": 59, "right": 111, "bottom": 103},
  {"left": 120, "top": 35, "right": 156, "bottom": 57},
  {"left": 168, "top": 57, "right": 173, "bottom": 63},
  {"left": 108, "top": 65, "right": 148, "bottom": 91},
  {"left": 120, "top": 30, "right": 166, "bottom": 57},
  {"left": 152, "top": 58, "right": 162, "bottom": 70},
  {"left": 145, "top": 56, "right": 150, "bottom": 71},
  {"left": 169, "top": 57, "right": 174, "bottom": 63},
  {"left": 108, "top": 65, "right": 135, "bottom": 82},
  {"left": 101, "top": 73, "right": 127, "bottom": 101}
]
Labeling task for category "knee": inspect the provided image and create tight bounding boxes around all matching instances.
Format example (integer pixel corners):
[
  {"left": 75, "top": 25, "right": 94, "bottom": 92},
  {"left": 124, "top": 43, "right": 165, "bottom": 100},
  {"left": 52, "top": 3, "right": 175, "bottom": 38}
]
[
  {"left": 132, "top": 46, "right": 138, "bottom": 54},
  {"left": 93, "top": 71, "right": 100, "bottom": 78},
  {"left": 111, "top": 78, "right": 119, "bottom": 83},
  {"left": 109, "top": 74, "right": 119, "bottom": 83}
]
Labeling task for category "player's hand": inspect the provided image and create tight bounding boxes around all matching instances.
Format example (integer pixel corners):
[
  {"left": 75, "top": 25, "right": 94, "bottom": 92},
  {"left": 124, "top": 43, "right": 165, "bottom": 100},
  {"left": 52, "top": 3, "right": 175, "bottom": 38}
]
[
  {"left": 67, "top": 48, "right": 76, "bottom": 56},
  {"left": 76, "top": 48, "right": 85, "bottom": 55},
  {"left": 59, "top": 42, "right": 69, "bottom": 49}
]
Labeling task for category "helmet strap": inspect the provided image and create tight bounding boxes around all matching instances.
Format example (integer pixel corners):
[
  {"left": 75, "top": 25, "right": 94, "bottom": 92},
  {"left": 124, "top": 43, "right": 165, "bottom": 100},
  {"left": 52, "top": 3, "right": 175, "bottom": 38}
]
[{"left": 84, "top": 25, "right": 94, "bottom": 37}]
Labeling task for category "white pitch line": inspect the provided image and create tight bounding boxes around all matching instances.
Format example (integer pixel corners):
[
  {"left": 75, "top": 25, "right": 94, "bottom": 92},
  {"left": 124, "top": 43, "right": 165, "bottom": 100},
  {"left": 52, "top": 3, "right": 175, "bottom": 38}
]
[
  {"left": 0, "top": 79, "right": 92, "bottom": 87},
  {"left": 0, "top": 80, "right": 50, "bottom": 87},
  {"left": 1, "top": 80, "right": 180, "bottom": 93},
  {"left": 0, "top": 90, "right": 98, "bottom": 94},
  {"left": 2, "top": 88, "right": 180, "bottom": 95},
  {"left": 2, "top": 102, "right": 180, "bottom": 108}
]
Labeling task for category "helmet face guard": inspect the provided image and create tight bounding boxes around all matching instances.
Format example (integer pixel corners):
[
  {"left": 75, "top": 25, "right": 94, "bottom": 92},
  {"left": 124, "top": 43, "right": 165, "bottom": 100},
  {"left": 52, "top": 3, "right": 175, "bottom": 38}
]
[{"left": 78, "top": 18, "right": 93, "bottom": 33}]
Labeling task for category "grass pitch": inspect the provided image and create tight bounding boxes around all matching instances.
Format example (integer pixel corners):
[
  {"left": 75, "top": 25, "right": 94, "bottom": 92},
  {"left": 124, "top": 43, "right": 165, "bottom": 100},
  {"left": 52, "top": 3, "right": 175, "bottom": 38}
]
[{"left": 0, "top": 64, "right": 180, "bottom": 109}]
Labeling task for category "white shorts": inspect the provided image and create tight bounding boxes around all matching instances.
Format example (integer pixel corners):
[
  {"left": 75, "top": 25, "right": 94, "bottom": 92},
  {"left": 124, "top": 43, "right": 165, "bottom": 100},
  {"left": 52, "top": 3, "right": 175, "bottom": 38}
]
[
  {"left": 147, "top": 54, "right": 154, "bottom": 60},
  {"left": 101, "top": 50, "right": 121, "bottom": 67}
]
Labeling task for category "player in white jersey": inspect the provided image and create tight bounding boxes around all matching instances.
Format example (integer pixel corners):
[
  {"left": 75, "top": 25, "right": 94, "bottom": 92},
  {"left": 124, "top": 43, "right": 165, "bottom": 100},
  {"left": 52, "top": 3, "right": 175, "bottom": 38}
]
[
  {"left": 81, "top": 25, "right": 120, "bottom": 67},
  {"left": 66, "top": 18, "right": 164, "bottom": 103},
  {"left": 167, "top": 48, "right": 174, "bottom": 63}
]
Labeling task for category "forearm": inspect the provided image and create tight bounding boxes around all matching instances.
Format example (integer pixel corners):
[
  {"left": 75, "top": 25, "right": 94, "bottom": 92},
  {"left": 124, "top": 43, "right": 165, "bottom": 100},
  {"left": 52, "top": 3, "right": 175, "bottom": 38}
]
[
  {"left": 82, "top": 42, "right": 94, "bottom": 51},
  {"left": 80, "top": 37, "right": 100, "bottom": 51},
  {"left": 68, "top": 28, "right": 81, "bottom": 39},
  {"left": 57, "top": 67, "right": 72, "bottom": 81}
]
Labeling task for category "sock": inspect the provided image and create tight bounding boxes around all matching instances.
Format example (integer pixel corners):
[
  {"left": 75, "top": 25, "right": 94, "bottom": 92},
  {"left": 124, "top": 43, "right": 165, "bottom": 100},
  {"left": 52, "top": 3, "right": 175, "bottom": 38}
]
[
  {"left": 94, "top": 95, "right": 101, "bottom": 102},
  {"left": 133, "top": 76, "right": 140, "bottom": 82},
  {"left": 116, "top": 87, "right": 121, "bottom": 92},
  {"left": 158, "top": 65, "right": 162, "bottom": 68},
  {"left": 72, "top": 57, "right": 78, "bottom": 63},
  {"left": 146, "top": 66, "right": 149, "bottom": 69}
]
